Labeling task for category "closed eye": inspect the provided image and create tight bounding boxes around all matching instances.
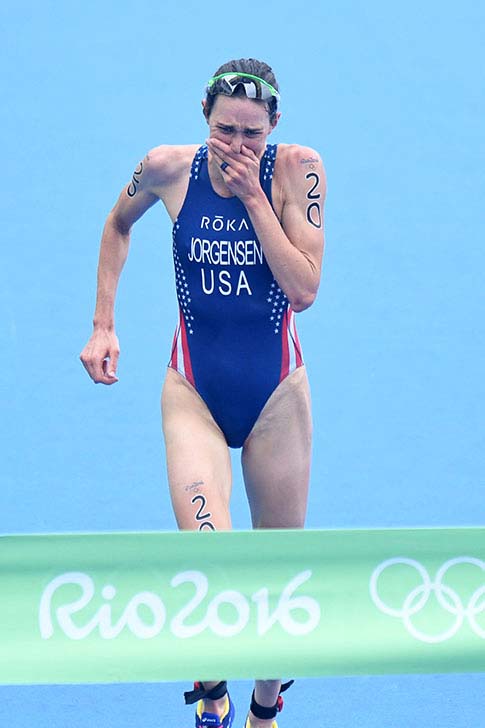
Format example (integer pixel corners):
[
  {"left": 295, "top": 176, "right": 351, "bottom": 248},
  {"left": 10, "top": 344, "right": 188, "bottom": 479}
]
[{"left": 215, "top": 125, "right": 263, "bottom": 137}]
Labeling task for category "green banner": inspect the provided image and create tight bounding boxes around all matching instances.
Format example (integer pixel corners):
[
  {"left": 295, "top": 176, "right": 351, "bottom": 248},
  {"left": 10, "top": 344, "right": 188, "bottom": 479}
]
[{"left": 0, "top": 528, "right": 484, "bottom": 684}]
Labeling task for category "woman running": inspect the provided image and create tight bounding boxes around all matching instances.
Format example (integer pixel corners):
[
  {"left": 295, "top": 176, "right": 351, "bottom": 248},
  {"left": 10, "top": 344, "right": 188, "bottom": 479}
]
[{"left": 80, "top": 57, "right": 326, "bottom": 728}]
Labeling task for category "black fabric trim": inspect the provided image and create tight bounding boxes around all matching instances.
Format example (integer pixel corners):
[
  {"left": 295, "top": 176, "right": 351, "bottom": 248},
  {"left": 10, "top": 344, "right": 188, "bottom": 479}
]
[
  {"left": 249, "top": 680, "right": 294, "bottom": 719},
  {"left": 184, "top": 681, "right": 228, "bottom": 705}
]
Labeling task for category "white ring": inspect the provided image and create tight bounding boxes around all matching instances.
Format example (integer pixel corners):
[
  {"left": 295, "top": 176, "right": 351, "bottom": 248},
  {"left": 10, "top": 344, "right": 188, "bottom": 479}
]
[{"left": 369, "top": 556, "right": 485, "bottom": 643}]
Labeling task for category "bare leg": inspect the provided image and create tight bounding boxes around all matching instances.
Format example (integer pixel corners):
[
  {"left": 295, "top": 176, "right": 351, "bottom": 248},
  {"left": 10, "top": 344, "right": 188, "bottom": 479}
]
[
  {"left": 242, "top": 366, "right": 312, "bottom": 530},
  {"left": 162, "top": 367, "right": 232, "bottom": 531},
  {"left": 241, "top": 366, "right": 312, "bottom": 726},
  {"left": 162, "top": 367, "right": 232, "bottom": 718}
]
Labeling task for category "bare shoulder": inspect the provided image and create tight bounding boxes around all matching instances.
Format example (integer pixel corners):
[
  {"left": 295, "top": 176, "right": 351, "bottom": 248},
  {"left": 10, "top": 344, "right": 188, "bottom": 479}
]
[
  {"left": 275, "top": 143, "right": 326, "bottom": 181},
  {"left": 272, "top": 144, "right": 326, "bottom": 215},
  {"left": 109, "top": 144, "right": 201, "bottom": 230},
  {"left": 138, "top": 144, "right": 200, "bottom": 191}
]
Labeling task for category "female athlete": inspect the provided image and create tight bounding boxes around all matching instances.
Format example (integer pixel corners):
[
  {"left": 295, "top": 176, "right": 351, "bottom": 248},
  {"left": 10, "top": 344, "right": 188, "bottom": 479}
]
[{"left": 80, "top": 57, "right": 326, "bottom": 728}]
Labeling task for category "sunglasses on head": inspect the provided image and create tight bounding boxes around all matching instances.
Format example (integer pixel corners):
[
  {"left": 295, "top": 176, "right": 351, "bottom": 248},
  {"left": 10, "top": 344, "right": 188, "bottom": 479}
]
[{"left": 206, "top": 72, "right": 280, "bottom": 102}]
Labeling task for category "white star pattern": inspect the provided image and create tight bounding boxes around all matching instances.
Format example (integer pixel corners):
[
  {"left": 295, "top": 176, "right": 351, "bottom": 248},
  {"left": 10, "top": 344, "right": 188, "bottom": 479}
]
[
  {"left": 262, "top": 145, "right": 277, "bottom": 181},
  {"left": 172, "top": 221, "right": 194, "bottom": 334},
  {"left": 190, "top": 145, "right": 207, "bottom": 180},
  {"left": 266, "top": 279, "right": 288, "bottom": 334}
]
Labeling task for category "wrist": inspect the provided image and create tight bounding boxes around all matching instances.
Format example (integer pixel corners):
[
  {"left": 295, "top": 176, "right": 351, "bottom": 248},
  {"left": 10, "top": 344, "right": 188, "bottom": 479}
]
[
  {"left": 93, "top": 318, "right": 115, "bottom": 331},
  {"left": 242, "top": 186, "right": 269, "bottom": 213}
]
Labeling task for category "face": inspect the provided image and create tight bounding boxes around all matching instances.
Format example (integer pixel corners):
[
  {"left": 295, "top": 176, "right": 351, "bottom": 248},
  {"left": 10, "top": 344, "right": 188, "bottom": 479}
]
[{"left": 205, "top": 94, "right": 278, "bottom": 160}]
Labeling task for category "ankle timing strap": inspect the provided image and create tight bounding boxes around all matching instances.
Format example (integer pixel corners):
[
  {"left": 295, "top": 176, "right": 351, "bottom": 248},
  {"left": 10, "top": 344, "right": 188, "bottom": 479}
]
[
  {"left": 250, "top": 680, "right": 294, "bottom": 720},
  {"left": 184, "top": 681, "right": 228, "bottom": 705}
]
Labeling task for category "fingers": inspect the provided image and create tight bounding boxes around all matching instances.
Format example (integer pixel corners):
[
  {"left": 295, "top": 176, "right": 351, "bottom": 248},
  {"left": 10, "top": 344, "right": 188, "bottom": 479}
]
[
  {"left": 206, "top": 137, "right": 228, "bottom": 159},
  {"left": 207, "top": 138, "right": 240, "bottom": 166},
  {"left": 207, "top": 141, "right": 260, "bottom": 183},
  {"left": 102, "top": 357, "right": 119, "bottom": 383},
  {"left": 106, "top": 346, "right": 119, "bottom": 380},
  {"left": 208, "top": 138, "right": 258, "bottom": 162},
  {"left": 82, "top": 356, "right": 119, "bottom": 385},
  {"left": 207, "top": 140, "right": 231, "bottom": 172},
  {"left": 206, "top": 138, "right": 261, "bottom": 199},
  {"left": 80, "top": 334, "right": 120, "bottom": 385},
  {"left": 240, "top": 144, "right": 259, "bottom": 161}
]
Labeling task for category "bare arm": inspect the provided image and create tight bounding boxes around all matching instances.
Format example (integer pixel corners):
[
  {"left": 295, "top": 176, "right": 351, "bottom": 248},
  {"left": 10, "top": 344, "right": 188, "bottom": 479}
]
[
  {"left": 243, "top": 145, "right": 326, "bottom": 311},
  {"left": 80, "top": 154, "right": 160, "bottom": 384},
  {"left": 207, "top": 140, "right": 326, "bottom": 311}
]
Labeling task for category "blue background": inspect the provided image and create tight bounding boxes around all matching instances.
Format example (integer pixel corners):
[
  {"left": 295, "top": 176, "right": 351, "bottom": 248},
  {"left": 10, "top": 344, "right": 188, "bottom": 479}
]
[{"left": 1, "top": 0, "right": 484, "bottom": 725}]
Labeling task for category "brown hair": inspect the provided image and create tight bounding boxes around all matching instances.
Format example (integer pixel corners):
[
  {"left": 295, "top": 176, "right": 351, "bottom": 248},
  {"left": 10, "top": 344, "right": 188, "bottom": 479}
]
[{"left": 204, "top": 58, "right": 279, "bottom": 124}]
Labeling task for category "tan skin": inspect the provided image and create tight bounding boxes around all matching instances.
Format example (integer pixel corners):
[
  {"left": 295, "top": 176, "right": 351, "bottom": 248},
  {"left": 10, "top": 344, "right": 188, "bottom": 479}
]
[{"left": 80, "top": 92, "right": 326, "bottom": 727}]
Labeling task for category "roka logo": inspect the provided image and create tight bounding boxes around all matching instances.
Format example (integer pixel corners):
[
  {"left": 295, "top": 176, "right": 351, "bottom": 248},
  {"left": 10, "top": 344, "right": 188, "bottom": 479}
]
[{"left": 369, "top": 557, "right": 485, "bottom": 643}]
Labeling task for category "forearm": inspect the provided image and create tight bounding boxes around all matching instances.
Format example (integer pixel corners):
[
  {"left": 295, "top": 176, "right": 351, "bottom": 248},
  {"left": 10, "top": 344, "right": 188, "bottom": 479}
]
[
  {"left": 244, "top": 192, "right": 320, "bottom": 311},
  {"left": 92, "top": 212, "right": 131, "bottom": 329}
]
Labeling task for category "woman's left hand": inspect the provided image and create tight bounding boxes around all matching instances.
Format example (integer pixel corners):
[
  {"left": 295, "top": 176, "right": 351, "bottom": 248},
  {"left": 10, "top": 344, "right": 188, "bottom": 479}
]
[{"left": 206, "top": 138, "right": 263, "bottom": 202}]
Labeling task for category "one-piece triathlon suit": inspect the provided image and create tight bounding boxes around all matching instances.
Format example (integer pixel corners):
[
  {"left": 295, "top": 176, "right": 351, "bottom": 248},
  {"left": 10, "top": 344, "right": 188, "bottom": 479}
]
[{"left": 169, "top": 144, "right": 303, "bottom": 448}]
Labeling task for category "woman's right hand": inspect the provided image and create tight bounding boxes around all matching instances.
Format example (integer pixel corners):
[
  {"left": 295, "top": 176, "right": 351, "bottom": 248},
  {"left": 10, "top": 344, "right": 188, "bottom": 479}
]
[{"left": 80, "top": 328, "right": 120, "bottom": 384}]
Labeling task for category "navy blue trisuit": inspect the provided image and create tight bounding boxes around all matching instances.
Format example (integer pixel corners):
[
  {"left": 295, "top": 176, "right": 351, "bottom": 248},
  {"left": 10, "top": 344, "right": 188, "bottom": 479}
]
[{"left": 169, "top": 144, "right": 303, "bottom": 448}]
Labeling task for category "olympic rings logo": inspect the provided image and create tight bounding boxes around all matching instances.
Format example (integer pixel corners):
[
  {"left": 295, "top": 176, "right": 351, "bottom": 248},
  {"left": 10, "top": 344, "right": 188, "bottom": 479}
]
[{"left": 369, "top": 557, "right": 485, "bottom": 643}]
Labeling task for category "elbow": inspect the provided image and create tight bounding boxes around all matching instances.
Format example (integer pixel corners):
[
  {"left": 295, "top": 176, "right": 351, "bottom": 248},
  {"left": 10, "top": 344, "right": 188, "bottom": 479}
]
[
  {"left": 289, "top": 265, "right": 321, "bottom": 312},
  {"left": 290, "top": 290, "right": 317, "bottom": 313},
  {"left": 107, "top": 210, "right": 132, "bottom": 237}
]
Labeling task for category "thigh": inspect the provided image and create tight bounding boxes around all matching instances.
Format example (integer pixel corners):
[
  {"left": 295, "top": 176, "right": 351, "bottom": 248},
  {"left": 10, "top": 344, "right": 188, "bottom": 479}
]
[
  {"left": 241, "top": 366, "right": 312, "bottom": 529},
  {"left": 162, "top": 368, "right": 233, "bottom": 531}
]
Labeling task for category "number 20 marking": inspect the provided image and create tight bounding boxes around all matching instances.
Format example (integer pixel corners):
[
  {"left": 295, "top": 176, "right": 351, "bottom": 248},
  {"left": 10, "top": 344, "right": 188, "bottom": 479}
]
[
  {"left": 305, "top": 172, "right": 322, "bottom": 229},
  {"left": 191, "top": 494, "right": 216, "bottom": 531}
]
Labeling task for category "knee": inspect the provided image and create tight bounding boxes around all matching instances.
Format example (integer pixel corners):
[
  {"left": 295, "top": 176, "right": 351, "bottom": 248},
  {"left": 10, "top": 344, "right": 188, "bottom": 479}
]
[{"left": 254, "top": 515, "right": 305, "bottom": 529}]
